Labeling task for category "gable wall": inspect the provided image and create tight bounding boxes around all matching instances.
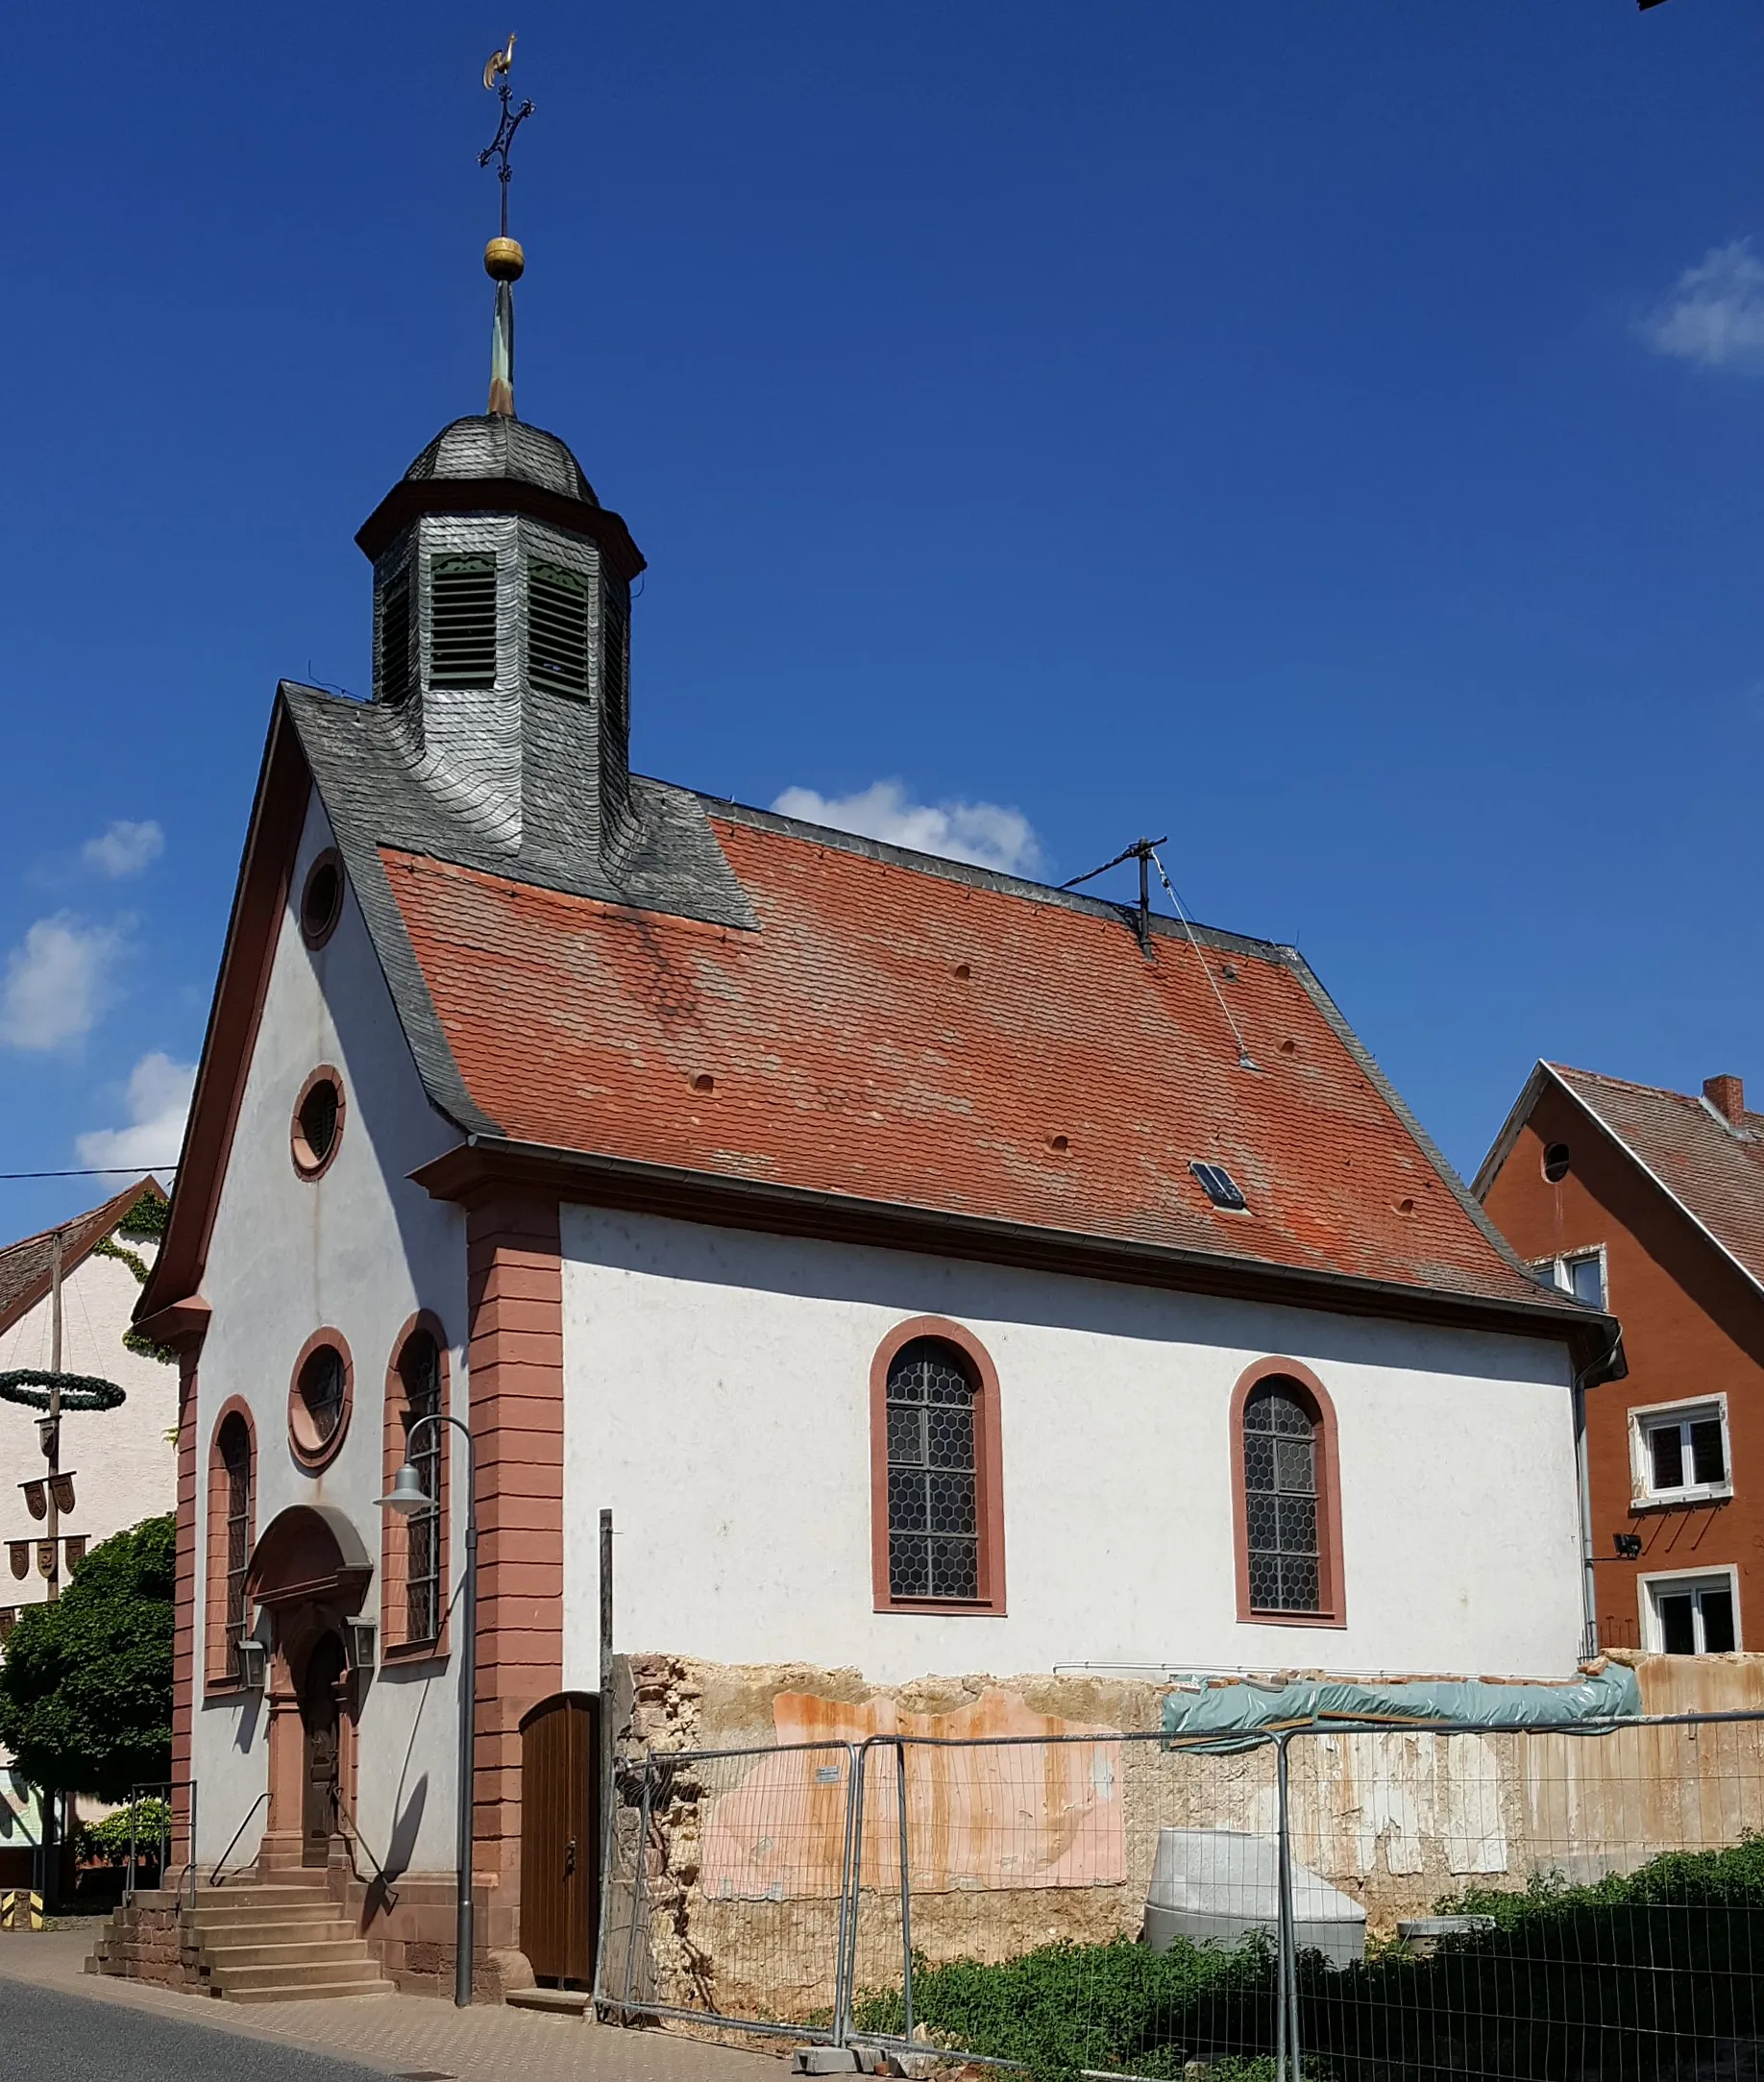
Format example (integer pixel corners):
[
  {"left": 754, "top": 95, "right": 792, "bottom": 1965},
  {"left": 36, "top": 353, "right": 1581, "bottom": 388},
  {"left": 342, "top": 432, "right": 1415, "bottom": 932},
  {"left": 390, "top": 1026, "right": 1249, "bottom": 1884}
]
[
  {"left": 559, "top": 1206, "right": 1582, "bottom": 1686},
  {"left": 0, "top": 1237, "right": 178, "bottom": 1605},
  {"left": 1482, "top": 1082, "right": 1764, "bottom": 1652},
  {"left": 190, "top": 795, "right": 467, "bottom": 1871}
]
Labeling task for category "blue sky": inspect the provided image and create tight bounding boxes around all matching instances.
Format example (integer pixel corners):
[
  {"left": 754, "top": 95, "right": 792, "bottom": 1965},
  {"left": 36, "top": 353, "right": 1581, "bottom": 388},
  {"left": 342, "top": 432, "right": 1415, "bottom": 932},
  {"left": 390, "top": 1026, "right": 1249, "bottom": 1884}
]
[{"left": 4, "top": 1, "right": 1762, "bottom": 1240}]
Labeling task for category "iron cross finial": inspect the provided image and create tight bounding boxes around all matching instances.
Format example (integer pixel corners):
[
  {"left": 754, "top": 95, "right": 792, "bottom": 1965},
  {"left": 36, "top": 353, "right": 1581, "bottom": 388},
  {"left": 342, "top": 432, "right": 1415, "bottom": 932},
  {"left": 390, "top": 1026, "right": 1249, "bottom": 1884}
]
[{"left": 478, "top": 34, "right": 534, "bottom": 241}]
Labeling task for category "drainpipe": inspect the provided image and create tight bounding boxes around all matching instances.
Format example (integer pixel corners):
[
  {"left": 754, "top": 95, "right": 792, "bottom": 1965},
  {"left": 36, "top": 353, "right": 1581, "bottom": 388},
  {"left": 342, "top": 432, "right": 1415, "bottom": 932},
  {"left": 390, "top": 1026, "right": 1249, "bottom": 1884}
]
[{"left": 1573, "top": 1326, "right": 1625, "bottom": 1661}]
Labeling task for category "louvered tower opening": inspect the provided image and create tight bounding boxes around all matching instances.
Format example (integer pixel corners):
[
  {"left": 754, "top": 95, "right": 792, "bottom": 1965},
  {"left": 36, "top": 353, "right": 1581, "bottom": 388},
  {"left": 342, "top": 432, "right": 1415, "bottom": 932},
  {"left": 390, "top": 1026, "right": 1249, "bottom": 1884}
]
[
  {"left": 600, "top": 578, "right": 632, "bottom": 829},
  {"left": 429, "top": 554, "right": 499, "bottom": 687},
  {"left": 528, "top": 564, "right": 591, "bottom": 697},
  {"left": 378, "top": 566, "right": 414, "bottom": 704}
]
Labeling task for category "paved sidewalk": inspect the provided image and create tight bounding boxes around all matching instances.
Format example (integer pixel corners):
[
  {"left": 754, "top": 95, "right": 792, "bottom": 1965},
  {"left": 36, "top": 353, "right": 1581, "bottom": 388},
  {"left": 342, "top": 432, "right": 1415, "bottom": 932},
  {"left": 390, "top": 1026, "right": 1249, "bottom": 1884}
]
[{"left": 0, "top": 1926, "right": 784, "bottom": 2082}]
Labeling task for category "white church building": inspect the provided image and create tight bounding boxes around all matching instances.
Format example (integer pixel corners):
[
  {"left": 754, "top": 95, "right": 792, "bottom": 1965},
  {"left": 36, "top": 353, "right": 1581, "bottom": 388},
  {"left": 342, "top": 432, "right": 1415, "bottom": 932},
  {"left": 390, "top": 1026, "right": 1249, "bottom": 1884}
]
[{"left": 130, "top": 261, "right": 1620, "bottom": 1998}]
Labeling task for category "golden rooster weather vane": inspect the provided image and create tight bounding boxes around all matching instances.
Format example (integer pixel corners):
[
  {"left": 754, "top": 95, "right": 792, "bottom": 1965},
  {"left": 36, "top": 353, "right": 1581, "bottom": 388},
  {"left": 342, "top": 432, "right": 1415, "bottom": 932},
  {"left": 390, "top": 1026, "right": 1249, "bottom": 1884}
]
[{"left": 478, "top": 34, "right": 534, "bottom": 418}]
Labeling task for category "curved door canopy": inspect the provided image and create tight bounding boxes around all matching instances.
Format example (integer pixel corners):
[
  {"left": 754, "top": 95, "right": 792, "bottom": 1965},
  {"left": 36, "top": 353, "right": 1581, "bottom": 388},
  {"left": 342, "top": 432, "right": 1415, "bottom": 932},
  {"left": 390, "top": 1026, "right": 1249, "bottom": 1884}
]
[{"left": 246, "top": 1504, "right": 373, "bottom": 1613}]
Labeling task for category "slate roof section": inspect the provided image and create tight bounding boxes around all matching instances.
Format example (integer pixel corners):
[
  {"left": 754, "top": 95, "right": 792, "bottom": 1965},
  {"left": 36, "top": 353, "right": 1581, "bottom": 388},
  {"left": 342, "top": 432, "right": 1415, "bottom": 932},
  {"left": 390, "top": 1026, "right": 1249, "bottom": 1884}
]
[
  {"left": 0, "top": 1177, "right": 167, "bottom": 1341},
  {"left": 376, "top": 802, "right": 1579, "bottom": 1309},
  {"left": 403, "top": 415, "right": 600, "bottom": 506},
  {"left": 1545, "top": 1064, "right": 1764, "bottom": 1292}
]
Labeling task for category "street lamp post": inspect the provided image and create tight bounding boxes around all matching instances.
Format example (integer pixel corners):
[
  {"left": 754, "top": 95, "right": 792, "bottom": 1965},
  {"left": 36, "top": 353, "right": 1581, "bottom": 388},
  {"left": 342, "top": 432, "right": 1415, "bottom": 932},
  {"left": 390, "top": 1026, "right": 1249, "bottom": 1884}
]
[{"left": 380, "top": 1413, "right": 477, "bottom": 2007}]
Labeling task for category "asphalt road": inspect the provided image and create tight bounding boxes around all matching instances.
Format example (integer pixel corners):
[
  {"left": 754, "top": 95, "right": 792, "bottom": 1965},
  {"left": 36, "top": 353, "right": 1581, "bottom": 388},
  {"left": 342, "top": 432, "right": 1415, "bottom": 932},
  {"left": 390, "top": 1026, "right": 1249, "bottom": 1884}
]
[{"left": 0, "top": 1975, "right": 402, "bottom": 2082}]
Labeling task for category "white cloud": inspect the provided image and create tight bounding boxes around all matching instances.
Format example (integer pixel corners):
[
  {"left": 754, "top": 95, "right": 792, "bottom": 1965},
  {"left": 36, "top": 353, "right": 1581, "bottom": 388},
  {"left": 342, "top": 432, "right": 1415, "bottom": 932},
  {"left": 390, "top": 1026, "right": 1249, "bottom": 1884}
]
[
  {"left": 82, "top": 820, "right": 164, "bottom": 878},
  {"left": 75, "top": 1052, "right": 195, "bottom": 1172},
  {"left": 771, "top": 779, "right": 1043, "bottom": 875},
  {"left": 0, "top": 916, "right": 127, "bottom": 1050},
  {"left": 1641, "top": 239, "right": 1764, "bottom": 372}
]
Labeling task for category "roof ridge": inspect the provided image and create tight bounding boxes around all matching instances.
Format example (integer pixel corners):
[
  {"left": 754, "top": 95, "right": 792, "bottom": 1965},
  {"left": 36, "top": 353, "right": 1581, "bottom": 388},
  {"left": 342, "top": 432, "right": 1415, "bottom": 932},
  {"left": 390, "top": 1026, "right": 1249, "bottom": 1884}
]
[
  {"left": 698, "top": 791, "right": 1298, "bottom": 963},
  {"left": 1549, "top": 1062, "right": 1701, "bottom": 1106}
]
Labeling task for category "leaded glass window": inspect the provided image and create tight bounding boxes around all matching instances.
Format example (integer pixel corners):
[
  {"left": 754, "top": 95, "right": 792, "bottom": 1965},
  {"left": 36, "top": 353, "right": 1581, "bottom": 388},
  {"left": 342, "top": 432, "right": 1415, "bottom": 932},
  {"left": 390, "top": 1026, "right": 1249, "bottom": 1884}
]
[
  {"left": 1242, "top": 1382, "right": 1320, "bottom": 1613},
  {"left": 401, "top": 1333, "right": 443, "bottom": 1644},
  {"left": 886, "top": 1339, "right": 980, "bottom": 1601},
  {"left": 219, "top": 1414, "right": 252, "bottom": 1680}
]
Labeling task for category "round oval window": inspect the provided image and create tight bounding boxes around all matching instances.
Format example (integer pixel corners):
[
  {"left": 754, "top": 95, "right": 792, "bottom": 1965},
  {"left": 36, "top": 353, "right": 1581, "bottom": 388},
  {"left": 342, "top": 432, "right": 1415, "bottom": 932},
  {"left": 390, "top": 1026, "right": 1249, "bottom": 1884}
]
[
  {"left": 1542, "top": 1142, "right": 1570, "bottom": 1184},
  {"left": 299, "top": 850, "right": 344, "bottom": 949},
  {"left": 290, "top": 1340, "right": 350, "bottom": 1465},
  {"left": 291, "top": 1069, "right": 344, "bottom": 1178}
]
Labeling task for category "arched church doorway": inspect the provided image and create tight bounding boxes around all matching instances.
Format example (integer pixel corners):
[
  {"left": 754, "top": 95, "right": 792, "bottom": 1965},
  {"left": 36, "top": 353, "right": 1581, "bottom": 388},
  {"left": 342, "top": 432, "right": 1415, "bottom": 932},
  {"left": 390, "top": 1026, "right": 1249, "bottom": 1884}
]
[
  {"left": 243, "top": 1505, "right": 374, "bottom": 1870},
  {"left": 300, "top": 1631, "right": 347, "bottom": 1867}
]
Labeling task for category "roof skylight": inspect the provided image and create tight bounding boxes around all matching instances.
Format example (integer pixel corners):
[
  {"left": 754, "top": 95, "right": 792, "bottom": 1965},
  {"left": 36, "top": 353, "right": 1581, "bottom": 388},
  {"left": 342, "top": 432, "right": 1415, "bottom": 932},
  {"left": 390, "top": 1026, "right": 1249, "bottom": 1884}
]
[{"left": 1190, "top": 1161, "right": 1247, "bottom": 1212}]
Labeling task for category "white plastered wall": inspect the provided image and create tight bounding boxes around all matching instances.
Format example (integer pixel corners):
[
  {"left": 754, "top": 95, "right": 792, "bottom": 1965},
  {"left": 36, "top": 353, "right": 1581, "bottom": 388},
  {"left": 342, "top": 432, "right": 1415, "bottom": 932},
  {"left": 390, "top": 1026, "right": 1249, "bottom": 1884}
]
[
  {"left": 560, "top": 1208, "right": 1583, "bottom": 1690},
  {"left": 0, "top": 1234, "right": 178, "bottom": 1607},
  {"left": 189, "top": 796, "right": 467, "bottom": 1871}
]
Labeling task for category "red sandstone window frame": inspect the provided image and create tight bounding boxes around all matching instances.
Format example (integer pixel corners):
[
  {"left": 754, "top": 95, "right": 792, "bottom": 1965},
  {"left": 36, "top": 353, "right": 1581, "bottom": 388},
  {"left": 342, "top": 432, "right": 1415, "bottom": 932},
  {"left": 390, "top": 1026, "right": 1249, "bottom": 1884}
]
[
  {"left": 290, "top": 1065, "right": 347, "bottom": 1183},
  {"left": 204, "top": 1398, "right": 257, "bottom": 1697},
  {"left": 1230, "top": 1357, "right": 1347, "bottom": 1629},
  {"left": 380, "top": 1311, "right": 452, "bottom": 1662},
  {"left": 870, "top": 1316, "right": 1007, "bottom": 1616},
  {"left": 288, "top": 1328, "right": 354, "bottom": 1473}
]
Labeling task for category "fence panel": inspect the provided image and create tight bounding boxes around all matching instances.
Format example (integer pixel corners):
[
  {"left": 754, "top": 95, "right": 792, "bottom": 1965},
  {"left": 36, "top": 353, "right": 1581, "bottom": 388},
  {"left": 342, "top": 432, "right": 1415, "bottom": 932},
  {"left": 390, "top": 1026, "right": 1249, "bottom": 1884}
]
[
  {"left": 837, "top": 1729, "right": 1289, "bottom": 2074},
  {"left": 598, "top": 1740, "right": 859, "bottom": 2039},
  {"left": 1282, "top": 1713, "right": 1764, "bottom": 2082}
]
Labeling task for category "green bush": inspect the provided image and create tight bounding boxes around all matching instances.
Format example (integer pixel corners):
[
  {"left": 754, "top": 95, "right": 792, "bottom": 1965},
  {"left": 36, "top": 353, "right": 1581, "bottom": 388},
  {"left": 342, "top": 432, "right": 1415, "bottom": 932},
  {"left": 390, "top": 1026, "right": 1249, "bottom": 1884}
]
[
  {"left": 852, "top": 1933, "right": 1278, "bottom": 2081},
  {"left": 84, "top": 1797, "right": 172, "bottom": 1863},
  {"left": 845, "top": 1835, "right": 1764, "bottom": 2082}
]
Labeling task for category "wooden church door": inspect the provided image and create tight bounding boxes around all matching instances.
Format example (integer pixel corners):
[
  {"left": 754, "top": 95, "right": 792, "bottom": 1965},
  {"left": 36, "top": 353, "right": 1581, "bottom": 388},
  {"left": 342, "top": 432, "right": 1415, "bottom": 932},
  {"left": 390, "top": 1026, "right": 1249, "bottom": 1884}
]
[
  {"left": 519, "top": 1692, "right": 600, "bottom": 1985},
  {"left": 300, "top": 1632, "right": 346, "bottom": 1867}
]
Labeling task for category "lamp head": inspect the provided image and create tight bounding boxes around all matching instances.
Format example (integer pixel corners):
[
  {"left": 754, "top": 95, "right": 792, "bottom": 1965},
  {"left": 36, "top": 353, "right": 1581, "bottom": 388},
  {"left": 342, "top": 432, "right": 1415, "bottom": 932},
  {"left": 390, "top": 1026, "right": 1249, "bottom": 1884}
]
[{"left": 380, "top": 1461, "right": 433, "bottom": 1515}]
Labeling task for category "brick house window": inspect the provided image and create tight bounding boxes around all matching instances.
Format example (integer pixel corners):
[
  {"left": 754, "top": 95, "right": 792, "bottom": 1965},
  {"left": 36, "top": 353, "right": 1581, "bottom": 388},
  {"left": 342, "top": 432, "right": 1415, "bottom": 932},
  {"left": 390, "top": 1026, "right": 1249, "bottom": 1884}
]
[
  {"left": 1645, "top": 1570, "right": 1739, "bottom": 1655},
  {"left": 1532, "top": 1248, "right": 1606, "bottom": 1309},
  {"left": 1632, "top": 1397, "right": 1731, "bottom": 1506},
  {"left": 870, "top": 1318, "right": 1006, "bottom": 1615}
]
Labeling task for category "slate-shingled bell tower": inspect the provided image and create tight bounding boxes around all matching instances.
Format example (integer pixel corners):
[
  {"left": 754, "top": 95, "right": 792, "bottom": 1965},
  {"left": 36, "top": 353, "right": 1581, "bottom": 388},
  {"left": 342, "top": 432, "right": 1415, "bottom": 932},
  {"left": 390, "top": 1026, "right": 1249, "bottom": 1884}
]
[{"left": 353, "top": 416, "right": 647, "bottom": 865}]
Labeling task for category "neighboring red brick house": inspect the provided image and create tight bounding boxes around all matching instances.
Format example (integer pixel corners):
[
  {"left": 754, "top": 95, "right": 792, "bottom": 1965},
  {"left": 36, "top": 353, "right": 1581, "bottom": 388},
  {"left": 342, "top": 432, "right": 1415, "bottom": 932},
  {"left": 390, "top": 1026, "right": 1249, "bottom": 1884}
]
[{"left": 1477, "top": 1065, "right": 1764, "bottom": 1657}]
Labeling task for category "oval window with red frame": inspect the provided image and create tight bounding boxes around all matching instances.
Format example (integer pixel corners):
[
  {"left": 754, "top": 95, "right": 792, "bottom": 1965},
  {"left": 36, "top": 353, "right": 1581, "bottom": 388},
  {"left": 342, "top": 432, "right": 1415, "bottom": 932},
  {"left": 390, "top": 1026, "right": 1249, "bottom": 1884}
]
[
  {"left": 291, "top": 1067, "right": 346, "bottom": 1180},
  {"left": 289, "top": 1334, "right": 353, "bottom": 1470}
]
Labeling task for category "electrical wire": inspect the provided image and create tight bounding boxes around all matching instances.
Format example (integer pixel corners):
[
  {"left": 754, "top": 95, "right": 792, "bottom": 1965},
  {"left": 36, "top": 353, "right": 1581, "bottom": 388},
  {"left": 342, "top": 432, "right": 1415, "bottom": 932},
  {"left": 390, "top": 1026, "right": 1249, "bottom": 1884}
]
[
  {"left": 0, "top": 1167, "right": 180, "bottom": 1182},
  {"left": 1147, "top": 847, "right": 1261, "bottom": 1072}
]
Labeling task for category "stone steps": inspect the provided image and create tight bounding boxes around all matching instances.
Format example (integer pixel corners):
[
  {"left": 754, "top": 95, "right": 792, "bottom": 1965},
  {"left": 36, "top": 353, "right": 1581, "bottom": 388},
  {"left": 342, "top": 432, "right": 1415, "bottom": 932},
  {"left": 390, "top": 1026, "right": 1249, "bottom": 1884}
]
[{"left": 131, "top": 1877, "right": 396, "bottom": 2002}]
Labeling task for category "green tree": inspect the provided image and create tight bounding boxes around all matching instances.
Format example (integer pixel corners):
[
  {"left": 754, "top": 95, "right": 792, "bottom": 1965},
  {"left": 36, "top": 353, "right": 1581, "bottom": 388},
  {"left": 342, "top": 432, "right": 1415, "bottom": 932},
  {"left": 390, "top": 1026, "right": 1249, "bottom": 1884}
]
[{"left": 0, "top": 1515, "right": 174, "bottom": 1800}]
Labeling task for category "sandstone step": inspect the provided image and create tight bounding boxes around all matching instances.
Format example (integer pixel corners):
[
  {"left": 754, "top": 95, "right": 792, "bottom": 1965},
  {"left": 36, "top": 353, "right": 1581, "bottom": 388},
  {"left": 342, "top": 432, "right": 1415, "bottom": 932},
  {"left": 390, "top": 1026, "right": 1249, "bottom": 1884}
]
[
  {"left": 211, "top": 1957, "right": 387, "bottom": 1994},
  {"left": 189, "top": 1903, "right": 351, "bottom": 1929},
  {"left": 201, "top": 1940, "right": 373, "bottom": 1971},
  {"left": 507, "top": 1986, "right": 593, "bottom": 2014},
  {"left": 217, "top": 1977, "right": 397, "bottom": 2004}
]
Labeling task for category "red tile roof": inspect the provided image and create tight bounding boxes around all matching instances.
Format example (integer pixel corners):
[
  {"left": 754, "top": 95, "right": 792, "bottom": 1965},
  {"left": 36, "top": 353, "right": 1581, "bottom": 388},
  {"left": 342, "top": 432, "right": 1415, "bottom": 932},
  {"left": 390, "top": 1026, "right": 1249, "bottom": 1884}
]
[
  {"left": 1548, "top": 1065, "right": 1764, "bottom": 1289},
  {"left": 382, "top": 815, "right": 1556, "bottom": 1308},
  {"left": 0, "top": 1178, "right": 166, "bottom": 1340}
]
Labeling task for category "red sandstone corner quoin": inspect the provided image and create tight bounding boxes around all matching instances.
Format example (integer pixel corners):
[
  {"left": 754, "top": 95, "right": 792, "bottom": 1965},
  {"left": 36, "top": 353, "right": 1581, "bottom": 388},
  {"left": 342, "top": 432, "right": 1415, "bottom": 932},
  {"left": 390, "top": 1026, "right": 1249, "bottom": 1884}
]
[
  {"left": 1228, "top": 1356, "right": 1346, "bottom": 1629},
  {"left": 869, "top": 1315, "right": 1007, "bottom": 1616}
]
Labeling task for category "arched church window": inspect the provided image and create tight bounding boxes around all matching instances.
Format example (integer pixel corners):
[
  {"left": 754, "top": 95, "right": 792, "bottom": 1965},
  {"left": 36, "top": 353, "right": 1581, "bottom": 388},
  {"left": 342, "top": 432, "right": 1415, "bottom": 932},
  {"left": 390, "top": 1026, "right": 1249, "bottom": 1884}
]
[
  {"left": 1232, "top": 1360, "right": 1345, "bottom": 1626},
  {"left": 870, "top": 1323, "right": 1006, "bottom": 1613},
  {"left": 399, "top": 1331, "right": 443, "bottom": 1644},
  {"left": 207, "top": 1405, "right": 256, "bottom": 1691}
]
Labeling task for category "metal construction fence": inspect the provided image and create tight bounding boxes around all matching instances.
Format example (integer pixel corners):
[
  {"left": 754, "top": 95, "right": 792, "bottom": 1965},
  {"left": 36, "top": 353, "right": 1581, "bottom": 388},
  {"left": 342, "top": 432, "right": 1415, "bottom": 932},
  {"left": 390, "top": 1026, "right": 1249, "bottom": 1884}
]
[{"left": 598, "top": 1710, "right": 1764, "bottom": 2081}]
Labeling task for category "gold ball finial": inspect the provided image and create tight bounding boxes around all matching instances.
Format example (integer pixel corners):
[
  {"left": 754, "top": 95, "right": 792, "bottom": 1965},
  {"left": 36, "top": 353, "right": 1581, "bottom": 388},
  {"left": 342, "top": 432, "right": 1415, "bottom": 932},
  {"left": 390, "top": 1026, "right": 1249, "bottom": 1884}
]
[{"left": 485, "top": 235, "right": 526, "bottom": 282}]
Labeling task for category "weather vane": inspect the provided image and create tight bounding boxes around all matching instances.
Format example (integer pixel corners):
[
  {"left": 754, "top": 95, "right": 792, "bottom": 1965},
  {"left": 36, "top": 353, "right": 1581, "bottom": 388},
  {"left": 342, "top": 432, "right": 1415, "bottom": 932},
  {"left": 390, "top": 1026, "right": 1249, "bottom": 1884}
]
[
  {"left": 479, "top": 36, "right": 534, "bottom": 242},
  {"left": 478, "top": 35, "right": 534, "bottom": 419}
]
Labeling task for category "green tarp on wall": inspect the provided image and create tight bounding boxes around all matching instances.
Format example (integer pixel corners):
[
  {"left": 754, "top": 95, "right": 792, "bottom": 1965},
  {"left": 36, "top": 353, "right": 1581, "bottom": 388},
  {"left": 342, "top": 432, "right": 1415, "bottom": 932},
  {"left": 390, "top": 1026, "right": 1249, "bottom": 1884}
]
[{"left": 1161, "top": 1664, "right": 1642, "bottom": 1749}]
